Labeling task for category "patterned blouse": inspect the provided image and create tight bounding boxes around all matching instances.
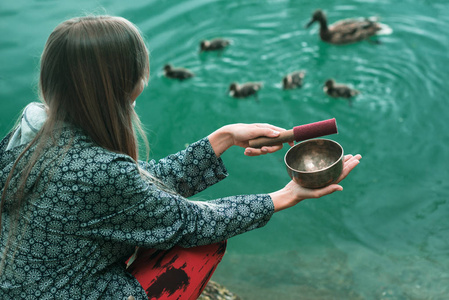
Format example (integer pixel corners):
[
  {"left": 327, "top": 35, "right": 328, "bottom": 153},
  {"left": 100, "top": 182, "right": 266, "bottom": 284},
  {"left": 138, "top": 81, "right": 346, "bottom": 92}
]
[{"left": 0, "top": 117, "right": 274, "bottom": 299}]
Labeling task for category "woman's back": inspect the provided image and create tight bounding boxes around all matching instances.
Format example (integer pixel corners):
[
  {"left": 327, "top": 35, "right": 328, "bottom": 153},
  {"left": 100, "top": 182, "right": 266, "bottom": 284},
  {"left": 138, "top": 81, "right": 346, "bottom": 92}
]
[{"left": 0, "top": 126, "right": 147, "bottom": 299}]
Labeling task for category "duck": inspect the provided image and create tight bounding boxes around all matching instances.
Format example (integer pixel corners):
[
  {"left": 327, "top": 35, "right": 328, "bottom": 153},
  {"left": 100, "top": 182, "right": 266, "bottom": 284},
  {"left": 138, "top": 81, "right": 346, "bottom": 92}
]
[
  {"left": 228, "top": 82, "right": 262, "bottom": 99},
  {"left": 323, "top": 79, "right": 360, "bottom": 98},
  {"left": 282, "top": 71, "right": 306, "bottom": 90},
  {"left": 200, "top": 38, "right": 231, "bottom": 52},
  {"left": 163, "top": 64, "right": 194, "bottom": 80},
  {"left": 305, "top": 9, "right": 392, "bottom": 45}
]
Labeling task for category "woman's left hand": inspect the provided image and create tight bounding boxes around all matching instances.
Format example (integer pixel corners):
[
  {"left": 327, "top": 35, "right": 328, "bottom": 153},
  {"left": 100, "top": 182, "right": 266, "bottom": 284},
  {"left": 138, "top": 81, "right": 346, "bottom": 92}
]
[{"left": 208, "top": 123, "right": 293, "bottom": 157}]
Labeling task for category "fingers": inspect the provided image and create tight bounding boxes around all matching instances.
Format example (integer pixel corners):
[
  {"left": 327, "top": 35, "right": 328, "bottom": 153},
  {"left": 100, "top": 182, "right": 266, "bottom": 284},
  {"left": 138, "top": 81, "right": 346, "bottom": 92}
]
[
  {"left": 344, "top": 154, "right": 362, "bottom": 171},
  {"left": 239, "top": 123, "right": 289, "bottom": 146},
  {"left": 336, "top": 154, "right": 362, "bottom": 183},
  {"left": 251, "top": 127, "right": 282, "bottom": 139},
  {"left": 264, "top": 129, "right": 282, "bottom": 138},
  {"left": 343, "top": 154, "right": 354, "bottom": 162},
  {"left": 254, "top": 123, "right": 287, "bottom": 133},
  {"left": 303, "top": 183, "right": 343, "bottom": 199},
  {"left": 236, "top": 124, "right": 283, "bottom": 148},
  {"left": 245, "top": 124, "right": 289, "bottom": 141},
  {"left": 244, "top": 144, "right": 284, "bottom": 156}
]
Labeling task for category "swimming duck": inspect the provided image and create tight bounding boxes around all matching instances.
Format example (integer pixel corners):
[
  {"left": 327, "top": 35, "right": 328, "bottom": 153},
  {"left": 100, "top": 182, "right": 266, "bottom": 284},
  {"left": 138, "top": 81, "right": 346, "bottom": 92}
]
[
  {"left": 228, "top": 82, "right": 262, "bottom": 99},
  {"left": 306, "top": 9, "right": 392, "bottom": 45},
  {"left": 323, "top": 79, "right": 359, "bottom": 98},
  {"left": 200, "top": 38, "right": 231, "bottom": 52},
  {"left": 282, "top": 71, "right": 306, "bottom": 90},
  {"left": 163, "top": 64, "right": 194, "bottom": 80}
]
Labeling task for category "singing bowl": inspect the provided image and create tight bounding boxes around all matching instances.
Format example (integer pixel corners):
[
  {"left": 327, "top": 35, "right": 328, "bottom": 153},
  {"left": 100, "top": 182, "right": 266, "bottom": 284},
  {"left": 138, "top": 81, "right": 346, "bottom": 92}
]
[{"left": 284, "top": 139, "right": 344, "bottom": 189}]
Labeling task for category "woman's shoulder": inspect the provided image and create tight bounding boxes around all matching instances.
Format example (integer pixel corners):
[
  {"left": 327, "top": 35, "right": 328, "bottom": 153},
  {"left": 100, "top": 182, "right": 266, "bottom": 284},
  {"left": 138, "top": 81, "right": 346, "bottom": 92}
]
[
  {"left": 65, "top": 128, "right": 135, "bottom": 164},
  {"left": 52, "top": 129, "right": 140, "bottom": 185}
]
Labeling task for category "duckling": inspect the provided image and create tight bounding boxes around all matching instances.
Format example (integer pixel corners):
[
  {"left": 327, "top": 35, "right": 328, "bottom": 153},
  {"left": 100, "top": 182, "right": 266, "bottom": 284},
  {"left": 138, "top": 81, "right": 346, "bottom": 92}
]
[
  {"left": 306, "top": 9, "right": 392, "bottom": 45},
  {"left": 282, "top": 71, "right": 306, "bottom": 90},
  {"left": 323, "top": 79, "right": 360, "bottom": 98},
  {"left": 163, "top": 64, "right": 194, "bottom": 80},
  {"left": 228, "top": 82, "right": 262, "bottom": 99},
  {"left": 200, "top": 38, "right": 231, "bottom": 52}
]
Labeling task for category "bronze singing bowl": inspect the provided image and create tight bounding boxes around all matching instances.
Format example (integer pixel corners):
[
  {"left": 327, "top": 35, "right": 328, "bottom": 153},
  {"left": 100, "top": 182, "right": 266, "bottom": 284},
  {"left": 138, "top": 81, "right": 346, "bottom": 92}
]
[{"left": 284, "top": 139, "right": 344, "bottom": 189}]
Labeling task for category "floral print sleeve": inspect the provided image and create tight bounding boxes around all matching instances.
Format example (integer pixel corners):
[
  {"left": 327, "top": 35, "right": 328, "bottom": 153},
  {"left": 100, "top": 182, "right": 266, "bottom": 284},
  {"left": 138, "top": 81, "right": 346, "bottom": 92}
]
[
  {"left": 138, "top": 138, "right": 228, "bottom": 197},
  {"left": 75, "top": 154, "right": 274, "bottom": 249},
  {"left": 25, "top": 129, "right": 274, "bottom": 251}
]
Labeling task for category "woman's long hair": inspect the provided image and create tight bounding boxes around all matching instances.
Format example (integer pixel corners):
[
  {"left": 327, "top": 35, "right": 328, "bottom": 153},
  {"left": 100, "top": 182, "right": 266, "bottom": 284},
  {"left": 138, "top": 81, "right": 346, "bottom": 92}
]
[{"left": 0, "top": 15, "right": 150, "bottom": 272}]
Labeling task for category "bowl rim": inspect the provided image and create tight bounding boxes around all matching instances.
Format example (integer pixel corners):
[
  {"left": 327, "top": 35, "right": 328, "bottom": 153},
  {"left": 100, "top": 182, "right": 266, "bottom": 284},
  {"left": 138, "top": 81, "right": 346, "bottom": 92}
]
[{"left": 284, "top": 138, "right": 344, "bottom": 174}]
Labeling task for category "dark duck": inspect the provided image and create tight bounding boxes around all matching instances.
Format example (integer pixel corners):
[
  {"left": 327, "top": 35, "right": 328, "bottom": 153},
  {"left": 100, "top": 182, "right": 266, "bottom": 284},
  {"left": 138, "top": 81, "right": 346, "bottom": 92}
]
[
  {"left": 306, "top": 9, "right": 392, "bottom": 45},
  {"left": 200, "top": 38, "right": 231, "bottom": 52},
  {"left": 163, "top": 64, "right": 194, "bottom": 80},
  {"left": 228, "top": 82, "right": 262, "bottom": 99},
  {"left": 282, "top": 71, "right": 306, "bottom": 90},
  {"left": 323, "top": 79, "right": 360, "bottom": 98}
]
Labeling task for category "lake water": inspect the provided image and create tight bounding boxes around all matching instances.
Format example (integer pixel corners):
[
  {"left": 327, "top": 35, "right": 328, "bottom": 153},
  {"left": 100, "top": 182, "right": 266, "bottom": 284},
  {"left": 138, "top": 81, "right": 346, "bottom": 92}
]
[{"left": 1, "top": 0, "right": 449, "bottom": 299}]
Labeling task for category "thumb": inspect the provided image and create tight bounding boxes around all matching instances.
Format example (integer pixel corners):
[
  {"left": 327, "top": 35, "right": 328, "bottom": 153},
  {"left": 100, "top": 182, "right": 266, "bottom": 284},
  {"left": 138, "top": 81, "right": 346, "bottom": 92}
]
[{"left": 264, "top": 129, "right": 281, "bottom": 137}]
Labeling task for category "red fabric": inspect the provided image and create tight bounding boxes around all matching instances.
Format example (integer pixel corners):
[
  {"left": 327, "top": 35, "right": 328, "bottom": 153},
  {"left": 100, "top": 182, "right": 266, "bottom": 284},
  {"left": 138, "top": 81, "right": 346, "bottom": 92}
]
[
  {"left": 293, "top": 118, "right": 338, "bottom": 142},
  {"left": 126, "top": 241, "right": 227, "bottom": 300}
]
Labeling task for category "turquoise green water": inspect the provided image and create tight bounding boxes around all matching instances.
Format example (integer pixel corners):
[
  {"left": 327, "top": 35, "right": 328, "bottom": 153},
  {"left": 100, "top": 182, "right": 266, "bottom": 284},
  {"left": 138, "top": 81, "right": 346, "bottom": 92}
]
[{"left": 2, "top": 0, "right": 449, "bottom": 299}]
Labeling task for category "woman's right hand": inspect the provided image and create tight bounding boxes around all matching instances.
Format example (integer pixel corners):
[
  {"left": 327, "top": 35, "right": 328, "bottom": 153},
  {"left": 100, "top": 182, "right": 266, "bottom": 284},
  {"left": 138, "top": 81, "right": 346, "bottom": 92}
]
[
  {"left": 208, "top": 123, "right": 292, "bottom": 157},
  {"left": 269, "top": 154, "right": 362, "bottom": 212}
]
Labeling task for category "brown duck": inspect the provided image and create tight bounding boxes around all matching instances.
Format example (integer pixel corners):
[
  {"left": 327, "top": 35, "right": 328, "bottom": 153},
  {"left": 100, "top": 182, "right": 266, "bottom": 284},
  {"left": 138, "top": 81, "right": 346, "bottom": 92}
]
[
  {"left": 228, "top": 82, "right": 262, "bottom": 99},
  {"left": 323, "top": 79, "right": 359, "bottom": 98},
  {"left": 282, "top": 71, "right": 306, "bottom": 90},
  {"left": 200, "top": 38, "right": 231, "bottom": 52},
  {"left": 306, "top": 9, "right": 392, "bottom": 45},
  {"left": 163, "top": 64, "right": 194, "bottom": 80}
]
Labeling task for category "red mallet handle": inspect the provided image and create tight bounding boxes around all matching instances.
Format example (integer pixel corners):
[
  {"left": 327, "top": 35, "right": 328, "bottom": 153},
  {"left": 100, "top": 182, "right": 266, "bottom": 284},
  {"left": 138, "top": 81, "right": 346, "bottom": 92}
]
[{"left": 248, "top": 118, "right": 338, "bottom": 148}]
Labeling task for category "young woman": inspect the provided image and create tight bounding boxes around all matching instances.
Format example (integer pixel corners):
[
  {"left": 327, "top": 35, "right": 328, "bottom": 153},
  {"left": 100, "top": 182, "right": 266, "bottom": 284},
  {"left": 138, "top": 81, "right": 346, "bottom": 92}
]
[{"left": 0, "top": 16, "right": 361, "bottom": 299}]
